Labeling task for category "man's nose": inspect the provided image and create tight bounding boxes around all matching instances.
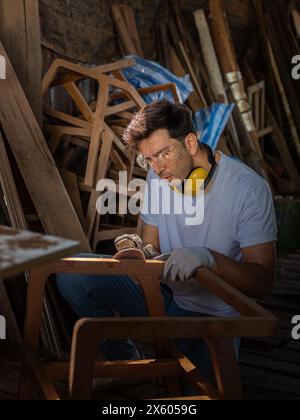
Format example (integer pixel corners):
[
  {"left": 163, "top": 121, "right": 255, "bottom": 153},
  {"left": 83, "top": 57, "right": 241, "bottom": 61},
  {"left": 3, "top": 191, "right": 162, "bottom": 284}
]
[{"left": 152, "top": 159, "right": 166, "bottom": 174}]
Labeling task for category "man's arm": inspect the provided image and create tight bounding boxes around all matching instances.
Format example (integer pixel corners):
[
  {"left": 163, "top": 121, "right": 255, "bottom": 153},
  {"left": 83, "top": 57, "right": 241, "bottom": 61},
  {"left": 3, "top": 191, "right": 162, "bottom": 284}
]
[
  {"left": 210, "top": 242, "right": 276, "bottom": 300},
  {"left": 141, "top": 221, "right": 160, "bottom": 253}
]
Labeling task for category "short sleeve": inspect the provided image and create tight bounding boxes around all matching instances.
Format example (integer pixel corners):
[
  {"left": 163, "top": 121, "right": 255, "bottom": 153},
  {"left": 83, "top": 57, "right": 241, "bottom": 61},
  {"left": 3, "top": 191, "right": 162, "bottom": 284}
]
[
  {"left": 141, "top": 170, "right": 159, "bottom": 227},
  {"left": 237, "top": 180, "right": 277, "bottom": 248}
]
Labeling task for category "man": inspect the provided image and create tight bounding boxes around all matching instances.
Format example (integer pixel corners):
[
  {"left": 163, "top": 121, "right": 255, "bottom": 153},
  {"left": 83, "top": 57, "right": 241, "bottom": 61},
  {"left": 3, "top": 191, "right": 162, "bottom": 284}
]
[{"left": 57, "top": 100, "right": 277, "bottom": 383}]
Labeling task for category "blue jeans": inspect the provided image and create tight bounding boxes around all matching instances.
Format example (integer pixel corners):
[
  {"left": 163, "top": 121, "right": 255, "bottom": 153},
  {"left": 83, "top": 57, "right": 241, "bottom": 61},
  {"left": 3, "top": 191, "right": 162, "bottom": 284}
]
[{"left": 56, "top": 254, "right": 240, "bottom": 385}]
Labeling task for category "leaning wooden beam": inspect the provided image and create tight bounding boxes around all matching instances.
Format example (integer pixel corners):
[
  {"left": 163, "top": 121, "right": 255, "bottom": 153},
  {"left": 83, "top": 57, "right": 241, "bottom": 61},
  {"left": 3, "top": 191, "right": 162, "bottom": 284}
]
[
  {"left": 0, "top": 130, "right": 27, "bottom": 230},
  {"left": 0, "top": 0, "right": 42, "bottom": 125},
  {"left": 209, "top": 0, "right": 268, "bottom": 180},
  {"left": 193, "top": 9, "right": 242, "bottom": 158},
  {"left": 0, "top": 135, "right": 24, "bottom": 343},
  {"left": 0, "top": 43, "right": 91, "bottom": 252},
  {"left": 111, "top": 4, "right": 142, "bottom": 56}
]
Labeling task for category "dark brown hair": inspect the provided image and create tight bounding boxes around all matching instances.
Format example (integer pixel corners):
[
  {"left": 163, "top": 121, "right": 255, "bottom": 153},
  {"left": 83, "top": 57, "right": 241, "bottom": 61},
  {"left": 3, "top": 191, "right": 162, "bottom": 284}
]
[{"left": 122, "top": 100, "right": 195, "bottom": 150}]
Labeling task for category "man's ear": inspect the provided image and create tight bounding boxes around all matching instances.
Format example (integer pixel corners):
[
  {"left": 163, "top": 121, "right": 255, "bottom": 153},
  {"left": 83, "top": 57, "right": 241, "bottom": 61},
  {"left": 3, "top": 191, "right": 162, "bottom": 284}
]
[{"left": 185, "top": 133, "right": 199, "bottom": 155}]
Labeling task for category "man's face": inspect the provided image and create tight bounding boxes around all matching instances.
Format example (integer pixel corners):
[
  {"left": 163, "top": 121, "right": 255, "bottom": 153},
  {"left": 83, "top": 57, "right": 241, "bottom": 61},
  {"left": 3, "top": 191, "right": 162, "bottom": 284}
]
[{"left": 138, "top": 129, "right": 193, "bottom": 182}]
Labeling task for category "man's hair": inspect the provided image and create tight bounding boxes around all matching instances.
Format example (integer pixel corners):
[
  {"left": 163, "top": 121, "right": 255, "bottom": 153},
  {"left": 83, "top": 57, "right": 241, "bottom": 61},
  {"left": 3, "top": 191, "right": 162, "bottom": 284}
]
[{"left": 122, "top": 100, "right": 195, "bottom": 150}]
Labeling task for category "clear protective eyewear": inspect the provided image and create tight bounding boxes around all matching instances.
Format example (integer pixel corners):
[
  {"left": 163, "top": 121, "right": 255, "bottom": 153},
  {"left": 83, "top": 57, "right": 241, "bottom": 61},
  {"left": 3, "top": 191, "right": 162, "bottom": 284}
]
[{"left": 136, "top": 137, "right": 187, "bottom": 171}]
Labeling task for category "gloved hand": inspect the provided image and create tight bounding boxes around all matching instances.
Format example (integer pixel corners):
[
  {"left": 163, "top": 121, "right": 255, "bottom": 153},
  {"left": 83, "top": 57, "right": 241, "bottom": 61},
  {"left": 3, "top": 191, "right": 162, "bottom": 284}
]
[{"left": 163, "top": 247, "right": 216, "bottom": 282}]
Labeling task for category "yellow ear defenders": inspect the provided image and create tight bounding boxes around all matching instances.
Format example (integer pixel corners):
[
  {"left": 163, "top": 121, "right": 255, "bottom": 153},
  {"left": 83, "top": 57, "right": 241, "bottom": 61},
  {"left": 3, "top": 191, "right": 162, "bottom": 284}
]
[{"left": 171, "top": 144, "right": 217, "bottom": 196}]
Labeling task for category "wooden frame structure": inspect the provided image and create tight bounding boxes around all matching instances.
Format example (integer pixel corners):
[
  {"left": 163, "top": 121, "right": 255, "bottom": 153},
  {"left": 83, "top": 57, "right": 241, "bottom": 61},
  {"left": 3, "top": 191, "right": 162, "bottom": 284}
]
[
  {"left": 21, "top": 257, "right": 278, "bottom": 400},
  {"left": 42, "top": 58, "right": 181, "bottom": 250}
]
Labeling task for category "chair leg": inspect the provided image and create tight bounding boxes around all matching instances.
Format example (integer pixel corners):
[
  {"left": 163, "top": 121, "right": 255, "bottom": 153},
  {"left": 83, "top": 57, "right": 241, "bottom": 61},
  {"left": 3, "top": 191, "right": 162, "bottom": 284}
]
[{"left": 205, "top": 337, "right": 242, "bottom": 400}]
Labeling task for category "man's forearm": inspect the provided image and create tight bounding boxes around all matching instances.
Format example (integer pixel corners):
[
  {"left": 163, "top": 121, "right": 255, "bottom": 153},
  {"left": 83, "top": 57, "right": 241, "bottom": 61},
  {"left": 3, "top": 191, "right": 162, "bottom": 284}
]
[{"left": 209, "top": 250, "right": 274, "bottom": 299}]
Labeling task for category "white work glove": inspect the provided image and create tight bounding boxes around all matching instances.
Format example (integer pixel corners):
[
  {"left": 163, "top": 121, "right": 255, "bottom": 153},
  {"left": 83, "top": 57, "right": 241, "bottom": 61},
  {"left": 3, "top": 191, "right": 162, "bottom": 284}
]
[{"left": 163, "top": 247, "right": 216, "bottom": 283}]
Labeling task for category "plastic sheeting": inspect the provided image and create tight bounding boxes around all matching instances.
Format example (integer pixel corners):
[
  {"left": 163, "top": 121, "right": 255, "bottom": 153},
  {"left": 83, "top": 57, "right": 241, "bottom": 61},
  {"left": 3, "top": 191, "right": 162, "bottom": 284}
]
[
  {"left": 194, "top": 103, "right": 235, "bottom": 151},
  {"left": 122, "top": 55, "right": 193, "bottom": 103},
  {"left": 121, "top": 56, "right": 234, "bottom": 151}
]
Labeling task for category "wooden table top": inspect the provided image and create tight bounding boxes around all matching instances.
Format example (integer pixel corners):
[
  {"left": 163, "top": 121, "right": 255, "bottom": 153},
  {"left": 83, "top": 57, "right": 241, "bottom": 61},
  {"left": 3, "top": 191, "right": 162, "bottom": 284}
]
[{"left": 0, "top": 225, "right": 80, "bottom": 279}]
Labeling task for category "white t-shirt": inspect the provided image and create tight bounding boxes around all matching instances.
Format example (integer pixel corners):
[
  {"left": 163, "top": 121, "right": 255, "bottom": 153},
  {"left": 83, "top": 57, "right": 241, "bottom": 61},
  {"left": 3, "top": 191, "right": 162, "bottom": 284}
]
[{"left": 141, "top": 152, "right": 277, "bottom": 317}]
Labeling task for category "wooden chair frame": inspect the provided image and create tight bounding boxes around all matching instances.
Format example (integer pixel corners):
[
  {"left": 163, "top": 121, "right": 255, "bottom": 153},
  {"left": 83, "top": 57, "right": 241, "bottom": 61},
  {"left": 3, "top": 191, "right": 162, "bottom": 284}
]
[{"left": 21, "top": 257, "right": 278, "bottom": 400}]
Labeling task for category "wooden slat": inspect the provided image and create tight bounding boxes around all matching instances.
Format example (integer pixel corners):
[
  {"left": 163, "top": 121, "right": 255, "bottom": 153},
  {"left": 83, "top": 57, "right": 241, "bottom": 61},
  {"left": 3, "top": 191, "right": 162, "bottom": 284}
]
[
  {"left": 193, "top": 8, "right": 242, "bottom": 157},
  {"left": 119, "top": 5, "right": 143, "bottom": 57},
  {"left": 0, "top": 43, "right": 91, "bottom": 251},
  {"left": 111, "top": 5, "right": 140, "bottom": 56},
  {"left": 0, "top": 0, "right": 42, "bottom": 125}
]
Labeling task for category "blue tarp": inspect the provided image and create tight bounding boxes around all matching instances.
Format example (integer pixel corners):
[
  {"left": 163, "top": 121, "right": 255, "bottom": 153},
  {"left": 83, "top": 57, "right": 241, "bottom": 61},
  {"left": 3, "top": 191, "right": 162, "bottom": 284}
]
[
  {"left": 121, "top": 56, "right": 235, "bottom": 151},
  {"left": 122, "top": 55, "right": 193, "bottom": 103},
  {"left": 194, "top": 103, "right": 235, "bottom": 151}
]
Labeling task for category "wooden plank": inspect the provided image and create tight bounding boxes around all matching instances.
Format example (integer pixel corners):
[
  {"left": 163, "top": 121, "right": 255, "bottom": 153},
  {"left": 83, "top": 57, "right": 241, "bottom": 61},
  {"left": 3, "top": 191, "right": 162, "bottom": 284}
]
[
  {"left": 0, "top": 0, "right": 42, "bottom": 125},
  {"left": 0, "top": 42, "right": 91, "bottom": 251},
  {"left": 292, "top": 9, "right": 300, "bottom": 39},
  {"left": 60, "top": 170, "right": 86, "bottom": 232},
  {"left": 168, "top": 20, "right": 207, "bottom": 107},
  {"left": 209, "top": 0, "right": 270, "bottom": 184},
  {"left": 119, "top": 5, "right": 143, "bottom": 57},
  {"left": 0, "top": 130, "right": 27, "bottom": 231},
  {"left": 111, "top": 5, "right": 139, "bottom": 56},
  {"left": 193, "top": 8, "right": 242, "bottom": 157}
]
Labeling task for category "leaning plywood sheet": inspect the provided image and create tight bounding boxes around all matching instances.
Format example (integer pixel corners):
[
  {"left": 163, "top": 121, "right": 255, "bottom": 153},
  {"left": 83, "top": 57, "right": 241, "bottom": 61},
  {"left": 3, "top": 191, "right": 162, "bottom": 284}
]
[{"left": 0, "top": 43, "right": 91, "bottom": 252}]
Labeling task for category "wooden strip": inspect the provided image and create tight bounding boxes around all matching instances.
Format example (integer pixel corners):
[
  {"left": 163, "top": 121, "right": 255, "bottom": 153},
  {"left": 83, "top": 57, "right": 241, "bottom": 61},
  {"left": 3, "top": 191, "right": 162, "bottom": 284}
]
[
  {"left": 193, "top": 9, "right": 242, "bottom": 157},
  {"left": 43, "top": 107, "right": 92, "bottom": 129},
  {"left": 169, "top": 20, "right": 207, "bottom": 107},
  {"left": 292, "top": 9, "right": 300, "bottom": 39},
  {"left": 84, "top": 80, "right": 109, "bottom": 187},
  {"left": 0, "top": 42, "right": 91, "bottom": 251},
  {"left": 119, "top": 5, "right": 143, "bottom": 57},
  {"left": 106, "top": 100, "right": 136, "bottom": 117},
  {"left": 0, "top": 130, "right": 27, "bottom": 230},
  {"left": 0, "top": 135, "right": 24, "bottom": 343},
  {"left": 64, "top": 82, "right": 93, "bottom": 122},
  {"left": 253, "top": 0, "right": 283, "bottom": 130},
  {"left": 111, "top": 5, "right": 139, "bottom": 55},
  {"left": 60, "top": 170, "right": 86, "bottom": 231},
  {"left": 0, "top": 0, "right": 42, "bottom": 125}
]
